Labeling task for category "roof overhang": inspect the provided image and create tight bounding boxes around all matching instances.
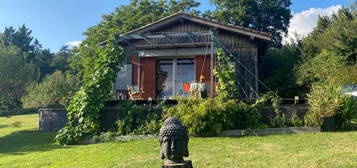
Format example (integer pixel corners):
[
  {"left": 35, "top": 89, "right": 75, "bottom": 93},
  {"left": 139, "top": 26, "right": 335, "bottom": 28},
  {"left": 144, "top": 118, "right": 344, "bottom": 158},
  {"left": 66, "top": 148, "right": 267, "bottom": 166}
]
[{"left": 122, "top": 12, "right": 271, "bottom": 42}]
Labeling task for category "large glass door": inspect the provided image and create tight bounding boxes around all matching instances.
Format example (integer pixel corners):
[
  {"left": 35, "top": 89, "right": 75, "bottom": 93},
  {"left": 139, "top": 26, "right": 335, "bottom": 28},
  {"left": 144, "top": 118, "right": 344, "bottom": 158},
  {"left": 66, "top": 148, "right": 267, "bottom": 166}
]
[
  {"left": 176, "top": 58, "right": 195, "bottom": 97},
  {"left": 156, "top": 59, "right": 173, "bottom": 99},
  {"left": 156, "top": 58, "right": 195, "bottom": 99}
]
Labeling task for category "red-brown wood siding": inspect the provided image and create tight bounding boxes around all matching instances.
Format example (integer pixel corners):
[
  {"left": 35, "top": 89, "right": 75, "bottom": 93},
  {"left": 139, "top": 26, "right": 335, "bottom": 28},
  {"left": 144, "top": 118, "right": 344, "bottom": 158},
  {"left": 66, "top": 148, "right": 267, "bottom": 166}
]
[
  {"left": 131, "top": 56, "right": 138, "bottom": 85},
  {"left": 139, "top": 57, "right": 156, "bottom": 99}
]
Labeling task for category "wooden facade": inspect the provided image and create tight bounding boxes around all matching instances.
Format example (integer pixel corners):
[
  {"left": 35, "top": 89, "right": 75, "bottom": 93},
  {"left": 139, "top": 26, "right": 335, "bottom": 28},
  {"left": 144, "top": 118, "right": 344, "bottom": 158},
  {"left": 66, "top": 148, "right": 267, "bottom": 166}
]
[{"left": 115, "top": 12, "right": 271, "bottom": 100}]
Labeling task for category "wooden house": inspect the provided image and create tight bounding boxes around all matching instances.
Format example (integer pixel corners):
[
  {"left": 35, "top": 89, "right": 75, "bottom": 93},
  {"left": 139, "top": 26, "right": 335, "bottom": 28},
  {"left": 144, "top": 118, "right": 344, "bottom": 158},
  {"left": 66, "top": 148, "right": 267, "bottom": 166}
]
[{"left": 114, "top": 12, "right": 271, "bottom": 100}]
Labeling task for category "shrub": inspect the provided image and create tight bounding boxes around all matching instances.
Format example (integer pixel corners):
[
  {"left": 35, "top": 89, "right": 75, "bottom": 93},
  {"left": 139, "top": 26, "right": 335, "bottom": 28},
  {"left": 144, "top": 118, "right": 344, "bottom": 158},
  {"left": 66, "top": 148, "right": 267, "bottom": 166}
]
[
  {"left": 271, "top": 114, "right": 287, "bottom": 128},
  {"left": 115, "top": 102, "right": 162, "bottom": 136},
  {"left": 305, "top": 83, "right": 343, "bottom": 127},
  {"left": 255, "top": 91, "right": 289, "bottom": 128},
  {"left": 305, "top": 82, "right": 357, "bottom": 130},
  {"left": 290, "top": 114, "right": 304, "bottom": 127},
  {"left": 165, "top": 96, "right": 263, "bottom": 136},
  {"left": 335, "top": 96, "right": 357, "bottom": 130},
  {"left": 22, "top": 71, "right": 79, "bottom": 108}
]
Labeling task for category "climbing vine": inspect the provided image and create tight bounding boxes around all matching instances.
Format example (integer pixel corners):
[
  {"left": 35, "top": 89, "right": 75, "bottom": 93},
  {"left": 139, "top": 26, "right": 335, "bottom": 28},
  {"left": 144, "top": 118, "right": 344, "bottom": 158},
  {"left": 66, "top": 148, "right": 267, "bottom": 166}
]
[
  {"left": 213, "top": 48, "right": 237, "bottom": 99},
  {"left": 55, "top": 37, "right": 125, "bottom": 145},
  {"left": 255, "top": 91, "right": 284, "bottom": 127}
]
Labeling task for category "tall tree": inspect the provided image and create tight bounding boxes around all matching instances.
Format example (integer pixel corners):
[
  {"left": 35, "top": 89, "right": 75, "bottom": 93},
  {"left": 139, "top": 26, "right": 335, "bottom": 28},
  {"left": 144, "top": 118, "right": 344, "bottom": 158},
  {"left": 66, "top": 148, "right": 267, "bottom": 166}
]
[
  {"left": 1, "top": 25, "right": 71, "bottom": 79},
  {"left": 0, "top": 45, "right": 39, "bottom": 114},
  {"left": 297, "top": 7, "right": 357, "bottom": 87},
  {"left": 210, "top": 0, "right": 292, "bottom": 47},
  {"left": 70, "top": 0, "right": 200, "bottom": 81},
  {"left": 2, "top": 25, "right": 34, "bottom": 54},
  {"left": 52, "top": 45, "right": 73, "bottom": 73}
]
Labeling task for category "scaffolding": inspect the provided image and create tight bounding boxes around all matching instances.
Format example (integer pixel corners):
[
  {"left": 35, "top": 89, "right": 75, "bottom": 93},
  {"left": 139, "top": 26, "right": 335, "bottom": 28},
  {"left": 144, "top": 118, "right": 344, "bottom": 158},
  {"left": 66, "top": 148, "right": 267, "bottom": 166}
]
[{"left": 118, "top": 30, "right": 271, "bottom": 101}]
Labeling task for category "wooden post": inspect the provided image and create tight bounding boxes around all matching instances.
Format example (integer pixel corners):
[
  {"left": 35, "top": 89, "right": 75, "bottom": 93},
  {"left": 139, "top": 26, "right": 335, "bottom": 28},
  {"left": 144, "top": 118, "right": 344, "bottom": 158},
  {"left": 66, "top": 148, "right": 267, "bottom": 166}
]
[
  {"left": 254, "top": 47, "right": 259, "bottom": 98},
  {"left": 210, "top": 31, "right": 214, "bottom": 97},
  {"left": 138, "top": 56, "right": 141, "bottom": 90}
]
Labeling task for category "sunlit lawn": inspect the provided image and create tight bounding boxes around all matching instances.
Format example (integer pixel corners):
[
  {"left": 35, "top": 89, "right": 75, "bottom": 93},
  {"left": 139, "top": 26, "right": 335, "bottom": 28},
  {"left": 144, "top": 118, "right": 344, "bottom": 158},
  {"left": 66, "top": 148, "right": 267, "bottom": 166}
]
[{"left": 0, "top": 114, "right": 356, "bottom": 168}]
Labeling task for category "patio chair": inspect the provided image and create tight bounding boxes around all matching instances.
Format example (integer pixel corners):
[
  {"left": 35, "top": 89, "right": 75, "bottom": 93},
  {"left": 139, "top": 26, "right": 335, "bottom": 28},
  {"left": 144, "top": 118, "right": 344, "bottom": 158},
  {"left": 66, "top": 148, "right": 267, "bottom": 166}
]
[{"left": 127, "top": 85, "right": 145, "bottom": 100}]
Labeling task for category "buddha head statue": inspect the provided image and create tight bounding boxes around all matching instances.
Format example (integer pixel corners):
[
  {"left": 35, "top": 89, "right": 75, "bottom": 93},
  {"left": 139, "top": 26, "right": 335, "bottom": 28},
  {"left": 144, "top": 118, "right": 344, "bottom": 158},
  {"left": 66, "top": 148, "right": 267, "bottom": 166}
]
[{"left": 159, "top": 117, "right": 189, "bottom": 164}]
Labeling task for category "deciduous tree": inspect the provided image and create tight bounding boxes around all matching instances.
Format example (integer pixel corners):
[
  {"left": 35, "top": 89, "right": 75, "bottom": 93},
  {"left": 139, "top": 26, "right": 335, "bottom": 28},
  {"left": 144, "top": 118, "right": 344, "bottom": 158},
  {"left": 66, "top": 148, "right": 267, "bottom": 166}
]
[{"left": 210, "top": 0, "right": 292, "bottom": 47}]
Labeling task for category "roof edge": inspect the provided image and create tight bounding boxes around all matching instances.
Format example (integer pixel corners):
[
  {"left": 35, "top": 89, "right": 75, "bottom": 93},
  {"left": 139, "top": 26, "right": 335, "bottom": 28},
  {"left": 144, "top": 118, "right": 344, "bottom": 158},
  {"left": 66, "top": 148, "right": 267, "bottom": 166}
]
[{"left": 123, "top": 12, "right": 271, "bottom": 41}]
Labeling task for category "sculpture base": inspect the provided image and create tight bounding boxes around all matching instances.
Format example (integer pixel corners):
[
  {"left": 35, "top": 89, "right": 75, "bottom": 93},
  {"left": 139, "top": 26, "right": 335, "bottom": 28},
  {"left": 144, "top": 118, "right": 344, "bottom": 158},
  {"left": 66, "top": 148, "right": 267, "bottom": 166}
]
[{"left": 161, "top": 160, "right": 193, "bottom": 168}]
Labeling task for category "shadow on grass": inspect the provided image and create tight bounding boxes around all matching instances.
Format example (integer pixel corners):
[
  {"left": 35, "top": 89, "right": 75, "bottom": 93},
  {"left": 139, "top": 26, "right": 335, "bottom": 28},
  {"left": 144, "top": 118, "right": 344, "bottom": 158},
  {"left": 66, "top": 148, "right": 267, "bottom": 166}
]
[
  {"left": 0, "top": 124, "right": 8, "bottom": 129},
  {"left": 0, "top": 130, "right": 65, "bottom": 155}
]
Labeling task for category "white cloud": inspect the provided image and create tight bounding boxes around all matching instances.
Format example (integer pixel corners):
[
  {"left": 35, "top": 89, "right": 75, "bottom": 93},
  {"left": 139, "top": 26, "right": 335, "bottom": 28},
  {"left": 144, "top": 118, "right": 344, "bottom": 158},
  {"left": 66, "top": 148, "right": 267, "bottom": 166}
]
[
  {"left": 65, "top": 40, "right": 82, "bottom": 47},
  {"left": 284, "top": 5, "right": 342, "bottom": 43}
]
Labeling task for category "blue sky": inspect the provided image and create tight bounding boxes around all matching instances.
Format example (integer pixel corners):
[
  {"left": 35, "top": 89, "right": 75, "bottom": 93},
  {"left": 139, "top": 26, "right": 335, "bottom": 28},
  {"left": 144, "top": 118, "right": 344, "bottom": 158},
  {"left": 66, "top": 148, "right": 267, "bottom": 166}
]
[{"left": 0, "top": 0, "right": 351, "bottom": 52}]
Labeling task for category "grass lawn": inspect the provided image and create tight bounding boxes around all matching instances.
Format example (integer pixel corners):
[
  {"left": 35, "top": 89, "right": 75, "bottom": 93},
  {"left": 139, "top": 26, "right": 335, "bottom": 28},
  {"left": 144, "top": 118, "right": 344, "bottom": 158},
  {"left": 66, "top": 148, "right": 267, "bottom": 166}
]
[{"left": 0, "top": 114, "right": 356, "bottom": 168}]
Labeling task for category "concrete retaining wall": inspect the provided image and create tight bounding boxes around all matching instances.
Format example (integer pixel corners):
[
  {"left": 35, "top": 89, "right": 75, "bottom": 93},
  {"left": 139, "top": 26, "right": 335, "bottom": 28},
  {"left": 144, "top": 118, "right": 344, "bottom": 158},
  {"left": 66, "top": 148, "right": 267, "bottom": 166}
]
[
  {"left": 219, "top": 127, "right": 320, "bottom": 136},
  {"left": 39, "top": 108, "right": 67, "bottom": 132},
  {"left": 39, "top": 104, "right": 310, "bottom": 132},
  {"left": 259, "top": 104, "right": 308, "bottom": 124}
]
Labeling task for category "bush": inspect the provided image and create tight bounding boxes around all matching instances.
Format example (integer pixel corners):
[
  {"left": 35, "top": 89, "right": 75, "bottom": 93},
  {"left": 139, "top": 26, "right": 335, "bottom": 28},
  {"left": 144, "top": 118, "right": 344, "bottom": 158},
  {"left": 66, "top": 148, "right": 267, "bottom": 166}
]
[
  {"left": 115, "top": 102, "right": 162, "bottom": 136},
  {"left": 165, "top": 96, "right": 263, "bottom": 136},
  {"left": 335, "top": 96, "right": 357, "bottom": 130},
  {"left": 271, "top": 114, "right": 287, "bottom": 128},
  {"left": 22, "top": 71, "right": 79, "bottom": 108},
  {"left": 305, "top": 83, "right": 357, "bottom": 130},
  {"left": 290, "top": 114, "right": 304, "bottom": 127},
  {"left": 305, "top": 83, "right": 343, "bottom": 127}
]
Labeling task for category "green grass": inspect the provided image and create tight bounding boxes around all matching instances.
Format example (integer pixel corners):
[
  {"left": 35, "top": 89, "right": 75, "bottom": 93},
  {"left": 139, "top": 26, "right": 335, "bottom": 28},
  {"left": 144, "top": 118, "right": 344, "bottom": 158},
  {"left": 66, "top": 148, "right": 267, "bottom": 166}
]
[{"left": 0, "top": 114, "right": 357, "bottom": 168}]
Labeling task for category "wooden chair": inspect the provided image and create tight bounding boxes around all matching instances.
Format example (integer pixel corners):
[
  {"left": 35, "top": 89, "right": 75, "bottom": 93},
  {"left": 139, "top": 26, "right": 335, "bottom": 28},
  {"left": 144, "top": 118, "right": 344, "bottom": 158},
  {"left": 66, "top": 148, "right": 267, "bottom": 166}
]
[{"left": 127, "top": 85, "right": 145, "bottom": 100}]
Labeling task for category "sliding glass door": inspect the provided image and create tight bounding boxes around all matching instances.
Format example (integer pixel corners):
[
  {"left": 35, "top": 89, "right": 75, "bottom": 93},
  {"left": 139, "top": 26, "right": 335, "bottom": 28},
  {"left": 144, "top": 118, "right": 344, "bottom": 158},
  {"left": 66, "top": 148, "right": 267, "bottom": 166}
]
[{"left": 156, "top": 58, "right": 195, "bottom": 99}]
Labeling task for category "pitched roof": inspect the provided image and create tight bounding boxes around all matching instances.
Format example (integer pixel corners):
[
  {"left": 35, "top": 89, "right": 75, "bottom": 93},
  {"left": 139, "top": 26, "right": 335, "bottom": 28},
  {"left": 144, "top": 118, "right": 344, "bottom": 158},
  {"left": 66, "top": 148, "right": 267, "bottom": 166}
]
[{"left": 123, "top": 12, "right": 271, "bottom": 41}]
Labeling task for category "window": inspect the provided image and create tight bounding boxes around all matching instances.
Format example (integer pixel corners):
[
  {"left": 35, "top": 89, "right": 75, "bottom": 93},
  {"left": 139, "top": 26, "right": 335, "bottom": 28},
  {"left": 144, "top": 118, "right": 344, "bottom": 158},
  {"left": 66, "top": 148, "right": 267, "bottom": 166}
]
[{"left": 156, "top": 58, "right": 195, "bottom": 99}]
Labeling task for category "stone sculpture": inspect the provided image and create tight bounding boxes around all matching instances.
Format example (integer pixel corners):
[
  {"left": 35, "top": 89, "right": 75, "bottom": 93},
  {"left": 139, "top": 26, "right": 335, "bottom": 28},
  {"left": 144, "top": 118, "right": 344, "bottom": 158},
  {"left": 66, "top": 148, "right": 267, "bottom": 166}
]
[{"left": 159, "top": 117, "right": 193, "bottom": 168}]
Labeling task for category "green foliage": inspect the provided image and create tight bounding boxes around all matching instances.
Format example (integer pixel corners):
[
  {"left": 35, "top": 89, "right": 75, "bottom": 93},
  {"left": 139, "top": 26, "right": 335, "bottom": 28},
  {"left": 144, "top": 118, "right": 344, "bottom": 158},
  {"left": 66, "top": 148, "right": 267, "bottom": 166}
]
[
  {"left": 271, "top": 114, "right": 287, "bottom": 128},
  {"left": 256, "top": 91, "right": 281, "bottom": 114},
  {"left": 305, "top": 83, "right": 343, "bottom": 127},
  {"left": 296, "top": 50, "right": 357, "bottom": 87},
  {"left": 210, "top": 0, "right": 292, "bottom": 46},
  {"left": 70, "top": 0, "right": 200, "bottom": 81},
  {"left": 0, "top": 25, "right": 74, "bottom": 115},
  {"left": 1, "top": 25, "right": 72, "bottom": 79},
  {"left": 115, "top": 103, "right": 162, "bottom": 136},
  {"left": 305, "top": 84, "right": 357, "bottom": 130},
  {"left": 0, "top": 45, "right": 39, "bottom": 115},
  {"left": 297, "top": 7, "right": 357, "bottom": 86},
  {"left": 165, "top": 96, "right": 263, "bottom": 136},
  {"left": 255, "top": 91, "right": 291, "bottom": 128},
  {"left": 213, "top": 48, "right": 237, "bottom": 99},
  {"left": 290, "top": 114, "right": 304, "bottom": 127},
  {"left": 297, "top": 6, "right": 357, "bottom": 130},
  {"left": 22, "top": 71, "right": 80, "bottom": 108},
  {"left": 260, "top": 43, "right": 306, "bottom": 97},
  {"left": 335, "top": 96, "right": 357, "bottom": 130},
  {"left": 55, "top": 37, "right": 125, "bottom": 145},
  {"left": 1, "top": 25, "right": 35, "bottom": 53}
]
